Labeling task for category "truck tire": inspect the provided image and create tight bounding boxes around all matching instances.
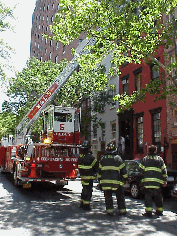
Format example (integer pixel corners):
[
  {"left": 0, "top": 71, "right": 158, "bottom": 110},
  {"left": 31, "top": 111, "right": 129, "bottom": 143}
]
[
  {"left": 55, "top": 185, "right": 65, "bottom": 190},
  {"left": 130, "top": 182, "right": 140, "bottom": 199}
]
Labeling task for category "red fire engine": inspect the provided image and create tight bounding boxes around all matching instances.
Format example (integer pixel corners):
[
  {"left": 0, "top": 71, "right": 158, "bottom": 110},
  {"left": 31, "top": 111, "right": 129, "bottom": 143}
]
[
  {"left": 1, "top": 106, "right": 80, "bottom": 188},
  {"left": 0, "top": 37, "right": 96, "bottom": 188}
]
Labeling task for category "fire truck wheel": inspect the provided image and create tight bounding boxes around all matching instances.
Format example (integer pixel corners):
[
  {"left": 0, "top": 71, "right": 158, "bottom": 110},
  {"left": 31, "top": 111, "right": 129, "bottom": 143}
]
[
  {"left": 55, "top": 185, "right": 65, "bottom": 190},
  {"left": 13, "top": 166, "right": 20, "bottom": 187}
]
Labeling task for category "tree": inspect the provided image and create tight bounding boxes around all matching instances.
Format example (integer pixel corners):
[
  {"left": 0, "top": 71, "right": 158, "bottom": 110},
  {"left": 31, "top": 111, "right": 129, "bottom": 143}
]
[
  {"left": 2, "top": 57, "right": 109, "bottom": 139},
  {"left": 45, "top": 0, "right": 177, "bottom": 112},
  {"left": 0, "top": 2, "right": 15, "bottom": 84}
]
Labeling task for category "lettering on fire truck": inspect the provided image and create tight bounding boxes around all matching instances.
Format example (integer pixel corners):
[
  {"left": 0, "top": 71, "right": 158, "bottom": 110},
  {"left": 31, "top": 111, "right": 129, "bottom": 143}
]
[{"left": 40, "top": 157, "right": 78, "bottom": 162}]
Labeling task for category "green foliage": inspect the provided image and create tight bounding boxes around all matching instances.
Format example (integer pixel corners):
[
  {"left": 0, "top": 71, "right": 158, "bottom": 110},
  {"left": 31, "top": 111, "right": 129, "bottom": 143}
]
[
  {"left": 2, "top": 57, "right": 110, "bottom": 139},
  {"left": 0, "top": 2, "right": 15, "bottom": 83},
  {"left": 48, "top": 0, "right": 176, "bottom": 69},
  {"left": 46, "top": 0, "right": 177, "bottom": 112}
]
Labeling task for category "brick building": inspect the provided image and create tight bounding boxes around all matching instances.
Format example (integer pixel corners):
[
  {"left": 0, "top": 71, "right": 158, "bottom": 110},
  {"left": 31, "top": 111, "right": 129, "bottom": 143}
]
[{"left": 30, "top": 0, "right": 85, "bottom": 64}]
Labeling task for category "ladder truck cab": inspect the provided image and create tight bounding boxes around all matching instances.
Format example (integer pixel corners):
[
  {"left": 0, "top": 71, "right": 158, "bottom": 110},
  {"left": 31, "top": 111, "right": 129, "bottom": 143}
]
[{"left": 42, "top": 106, "right": 80, "bottom": 145}]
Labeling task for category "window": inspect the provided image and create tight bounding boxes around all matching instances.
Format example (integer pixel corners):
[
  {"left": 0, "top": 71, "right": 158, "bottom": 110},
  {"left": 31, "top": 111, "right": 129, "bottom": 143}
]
[
  {"left": 126, "top": 162, "right": 140, "bottom": 174},
  {"left": 46, "top": 26, "right": 48, "bottom": 32},
  {"left": 136, "top": 116, "right": 143, "bottom": 153},
  {"left": 40, "top": 57, "right": 42, "bottom": 62},
  {"left": 63, "top": 45, "right": 65, "bottom": 54},
  {"left": 171, "top": 55, "right": 176, "bottom": 81},
  {"left": 149, "top": 107, "right": 162, "bottom": 147},
  {"left": 101, "top": 122, "right": 106, "bottom": 141},
  {"left": 93, "top": 91, "right": 106, "bottom": 113},
  {"left": 55, "top": 56, "right": 58, "bottom": 64},
  {"left": 51, "top": 15, "right": 54, "bottom": 22},
  {"left": 173, "top": 109, "right": 177, "bottom": 126},
  {"left": 150, "top": 63, "right": 159, "bottom": 81},
  {"left": 49, "top": 52, "right": 52, "bottom": 60},
  {"left": 121, "top": 74, "right": 129, "bottom": 94},
  {"left": 79, "top": 39, "right": 83, "bottom": 44},
  {"left": 38, "top": 25, "right": 40, "bottom": 30},
  {"left": 45, "top": 38, "right": 47, "bottom": 44},
  {"left": 111, "top": 121, "right": 116, "bottom": 139},
  {"left": 56, "top": 42, "right": 59, "bottom": 50},
  {"left": 54, "top": 112, "right": 72, "bottom": 122},
  {"left": 93, "top": 123, "right": 97, "bottom": 139},
  {"left": 47, "top": 4, "right": 49, "bottom": 11},
  {"left": 109, "top": 88, "right": 116, "bottom": 107},
  {"left": 152, "top": 112, "right": 161, "bottom": 144},
  {"left": 135, "top": 73, "right": 142, "bottom": 92},
  {"left": 50, "top": 40, "right": 52, "bottom": 47},
  {"left": 133, "top": 67, "right": 142, "bottom": 93}
]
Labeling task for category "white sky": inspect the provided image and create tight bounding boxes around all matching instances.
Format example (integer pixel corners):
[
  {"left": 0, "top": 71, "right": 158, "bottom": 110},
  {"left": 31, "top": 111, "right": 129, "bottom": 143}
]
[{"left": 0, "top": 0, "right": 37, "bottom": 109}]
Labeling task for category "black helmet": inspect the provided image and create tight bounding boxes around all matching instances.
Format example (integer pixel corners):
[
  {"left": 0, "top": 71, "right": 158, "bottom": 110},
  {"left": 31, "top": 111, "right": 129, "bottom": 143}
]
[
  {"left": 81, "top": 140, "right": 91, "bottom": 149},
  {"left": 106, "top": 141, "right": 117, "bottom": 154}
]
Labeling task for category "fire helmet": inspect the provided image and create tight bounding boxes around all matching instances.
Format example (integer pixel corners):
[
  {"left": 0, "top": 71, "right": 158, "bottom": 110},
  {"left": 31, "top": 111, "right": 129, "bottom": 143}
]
[
  {"left": 80, "top": 140, "right": 91, "bottom": 149},
  {"left": 106, "top": 141, "right": 117, "bottom": 154}
]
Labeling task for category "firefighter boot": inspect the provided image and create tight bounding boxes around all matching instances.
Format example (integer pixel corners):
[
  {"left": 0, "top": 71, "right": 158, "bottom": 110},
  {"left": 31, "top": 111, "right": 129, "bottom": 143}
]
[{"left": 83, "top": 204, "right": 91, "bottom": 211}]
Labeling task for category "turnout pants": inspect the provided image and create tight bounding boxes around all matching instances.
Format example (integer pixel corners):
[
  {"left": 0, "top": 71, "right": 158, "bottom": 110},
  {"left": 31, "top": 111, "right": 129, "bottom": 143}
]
[
  {"left": 104, "top": 186, "right": 126, "bottom": 214},
  {"left": 144, "top": 188, "right": 163, "bottom": 214},
  {"left": 81, "top": 180, "right": 93, "bottom": 206}
]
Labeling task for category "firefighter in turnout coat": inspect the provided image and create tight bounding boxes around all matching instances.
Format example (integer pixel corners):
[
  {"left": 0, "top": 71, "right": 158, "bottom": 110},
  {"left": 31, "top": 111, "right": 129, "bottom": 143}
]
[
  {"left": 78, "top": 140, "right": 98, "bottom": 210},
  {"left": 98, "top": 141, "right": 128, "bottom": 216},
  {"left": 139, "top": 145, "right": 168, "bottom": 217}
]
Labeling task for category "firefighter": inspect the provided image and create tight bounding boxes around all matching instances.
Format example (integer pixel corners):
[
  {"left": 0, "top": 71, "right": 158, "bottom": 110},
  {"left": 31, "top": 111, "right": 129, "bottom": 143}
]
[
  {"left": 98, "top": 141, "right": 128, "bottom": 216},
  {"left": 139, "top": 145, "right": 168, "bottom": 217},
  {"left": 78, "top": 140, "right": 98, "bottom": 210}
]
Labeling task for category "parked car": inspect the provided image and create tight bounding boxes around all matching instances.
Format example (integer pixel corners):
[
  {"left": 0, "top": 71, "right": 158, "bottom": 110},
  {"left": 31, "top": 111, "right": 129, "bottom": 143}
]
[{"left": 124, "top": 160, "right": 177, "bottom": 199}]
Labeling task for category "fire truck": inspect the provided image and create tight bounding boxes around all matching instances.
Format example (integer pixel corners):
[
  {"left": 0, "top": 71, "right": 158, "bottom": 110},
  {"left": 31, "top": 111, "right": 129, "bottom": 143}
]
[{"left": 0, "top": 37, "right": 96, "bottom": 188}]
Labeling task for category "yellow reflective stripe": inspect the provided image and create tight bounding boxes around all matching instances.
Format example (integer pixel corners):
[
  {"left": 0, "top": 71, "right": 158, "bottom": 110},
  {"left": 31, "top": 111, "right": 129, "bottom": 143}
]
[
  {"left": 78, "top": 165, "right": 92, "bottom": 169},
  {"left": 81, "top": 176, "right": 95, "bottom": 180},
  {"left": 101, "top": 163, "right": 125, "bottom": 171},
  {"left": 99, "top": 163, "right": 102, "bottom": 169},
  {"left": 103, "top": 187, "right": 118, "bottom": 190},
  {"left": 107, "top": 209, "right": 114, "bottom": 213},
  {"left": 101, "top": 166, "right": 121, "bottom": 171},
  {"left": 100, "top": 179, "right": 124, "bottom": 186},
  {"left": 78, "top": 159, "right": 97, "bottom": 170},
  {"left": 146, "top": 207, "right": 153, "bottom": 212},
  {"left": 120, "top": 208, "right": 126, "bottom": 213},
  {"left": 163, "top": 174, "right": 168, "bottom": 178},
  {"left": 161, "top": 164, "right": 166, "bottom": 170},
  {"left": 82, "top": 200, "right": 90, "bottom": 204},
  {"left": 139, "top": 163, "right": 145, "bottom": 170},
  {"left": 156, "top": 207, "right": 163, "bottom": 211},
  {"left": 91, "top": 158, "right": 97, "bottom": 167},
  {"left": 142, "top": 178, "right": 164, "bottom": 184},
  {"left": 123, "top": 174, "right": 128, "bottom": 178},
  {"left": 144, "top": 186, "right": 160, "bottom": 189},
  {"left": 98, "top": 174, "right": 101, "bottom": 178},
  {"left": 145, "top": 167, "right": 162, "bottom": 172},
  {"left": 81, "top": 181, "right": 89, "bottom": 185},
  {"left": 119, "top": 162, "right": 125, "bottom": 170}
]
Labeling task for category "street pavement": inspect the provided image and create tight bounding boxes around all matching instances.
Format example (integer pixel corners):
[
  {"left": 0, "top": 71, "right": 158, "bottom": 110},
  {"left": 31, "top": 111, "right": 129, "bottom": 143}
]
[{"left": 0, "top": 174, "right": 176, "bottom": 236}]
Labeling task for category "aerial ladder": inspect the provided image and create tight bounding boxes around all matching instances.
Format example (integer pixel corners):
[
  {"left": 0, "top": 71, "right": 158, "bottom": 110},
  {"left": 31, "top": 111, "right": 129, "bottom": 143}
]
[{"left": 15, "top": 37, "right": 96, "bottom": 145}]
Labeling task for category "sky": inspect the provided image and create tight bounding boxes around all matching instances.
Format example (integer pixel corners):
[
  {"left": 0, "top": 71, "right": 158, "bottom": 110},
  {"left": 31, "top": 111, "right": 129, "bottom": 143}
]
[{"left": 0, "top": 0, "right": 37, "bottom": 108}]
